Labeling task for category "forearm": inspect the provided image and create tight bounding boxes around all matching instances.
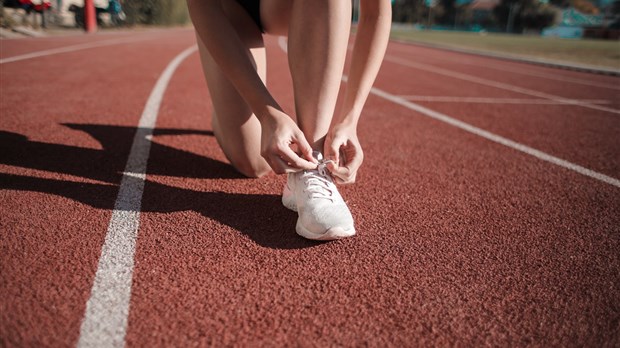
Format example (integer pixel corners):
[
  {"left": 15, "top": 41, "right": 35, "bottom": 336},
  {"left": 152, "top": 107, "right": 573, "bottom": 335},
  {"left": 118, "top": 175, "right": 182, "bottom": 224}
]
[
  {"left": 187, "top": 0, "right": 280, "bottom": 120},
  {"left": 336, "top": 0, "right": 391, "bottom": 127}
]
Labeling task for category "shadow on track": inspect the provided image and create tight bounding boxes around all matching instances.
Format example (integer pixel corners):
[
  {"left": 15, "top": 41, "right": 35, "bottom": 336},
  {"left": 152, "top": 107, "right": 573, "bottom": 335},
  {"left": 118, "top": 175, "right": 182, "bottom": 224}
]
[
  {"left": 0, "top": 124, "right": 243, "bottom": 181},
  {"left": 0, "top": 125, "right": 318, "bottom": 249}
]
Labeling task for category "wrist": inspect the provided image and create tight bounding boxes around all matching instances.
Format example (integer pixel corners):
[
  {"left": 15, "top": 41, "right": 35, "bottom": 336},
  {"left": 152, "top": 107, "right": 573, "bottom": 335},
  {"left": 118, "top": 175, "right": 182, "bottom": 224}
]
[
  {"left": 334, "top": 115, "right": 359, "bottom": 130},
  {"left": 254, "top": 103, "right": 283, "bottom": 123}
]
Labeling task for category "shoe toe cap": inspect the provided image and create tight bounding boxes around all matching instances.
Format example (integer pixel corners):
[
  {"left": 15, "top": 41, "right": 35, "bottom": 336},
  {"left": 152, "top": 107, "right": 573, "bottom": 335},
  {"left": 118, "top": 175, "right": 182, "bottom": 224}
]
[{"left": 299, "top": 204, "right": 354, "bottom": 237}]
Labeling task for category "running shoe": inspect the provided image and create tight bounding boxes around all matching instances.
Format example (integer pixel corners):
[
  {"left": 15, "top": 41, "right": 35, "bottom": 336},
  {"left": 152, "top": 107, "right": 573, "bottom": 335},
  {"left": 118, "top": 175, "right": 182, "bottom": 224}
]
[{"left": 282, "top": 151, "right": 355, "bottom": 240}]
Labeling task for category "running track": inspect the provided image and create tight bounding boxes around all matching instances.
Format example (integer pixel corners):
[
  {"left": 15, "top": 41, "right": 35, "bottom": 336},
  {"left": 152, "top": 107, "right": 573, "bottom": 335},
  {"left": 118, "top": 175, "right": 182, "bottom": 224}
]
[{"left": 1, "top": 28, "right": 619, "bottom": 347}]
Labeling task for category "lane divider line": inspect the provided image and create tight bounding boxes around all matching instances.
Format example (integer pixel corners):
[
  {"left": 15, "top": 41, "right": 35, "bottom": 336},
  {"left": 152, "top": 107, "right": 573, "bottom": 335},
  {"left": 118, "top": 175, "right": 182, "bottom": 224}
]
[
  {"left": 281, "top": 36, "right": 619, "bottom": 187},
  {"left": 389, "top": 38, "right": 620, "bottom": 76},
  {"left": 1, "top": 34, "right": 163, "bottom": 64},
  {"left": 367, "top": 82, "right": 620, "bottom": 188},
  {"left": 388, "top": 44, "right": 620, "bottom": 91},
  {"left": 384, "top": 55, "right": 620, "bottom": 115},
  {"left": 396, "top": 96, "right": 613, "bottom": 105},
  {"left": 76, "top": 45, "right": 197, "bottom": 348}
]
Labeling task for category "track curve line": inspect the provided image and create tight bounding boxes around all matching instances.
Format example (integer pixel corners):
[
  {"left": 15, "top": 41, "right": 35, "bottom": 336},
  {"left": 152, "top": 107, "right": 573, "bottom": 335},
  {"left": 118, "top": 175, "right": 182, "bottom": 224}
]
[{"left": 76, "top": 45, "right": 198, "bottom": 348}]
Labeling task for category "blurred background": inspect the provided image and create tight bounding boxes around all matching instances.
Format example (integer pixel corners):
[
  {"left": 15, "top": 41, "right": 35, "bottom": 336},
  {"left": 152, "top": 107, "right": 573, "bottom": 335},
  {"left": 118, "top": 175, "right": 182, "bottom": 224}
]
[
  {"left": 1, "top": 0, "right": 618, "bottom": 69},
  {"left": 0, "top": 0, "right": 190, "bottom": 29},
  {"left": 2, "top": 0, "right": 618, "bottom": 35}
]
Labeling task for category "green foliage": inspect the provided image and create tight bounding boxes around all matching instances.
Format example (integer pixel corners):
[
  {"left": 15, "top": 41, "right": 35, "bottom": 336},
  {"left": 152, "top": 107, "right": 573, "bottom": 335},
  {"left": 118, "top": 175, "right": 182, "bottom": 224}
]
[
  {"left": 123, "top": 0, "right": 189, "bottom": 26},
  {"left": 392, "top": 0, "right": 429, "bottom": 23},
  {"left": 494, "top": 0, "right": 556, "bottom": 32},
  {"left": 437, "top": 0, "right": 457, "bottom": 25}
]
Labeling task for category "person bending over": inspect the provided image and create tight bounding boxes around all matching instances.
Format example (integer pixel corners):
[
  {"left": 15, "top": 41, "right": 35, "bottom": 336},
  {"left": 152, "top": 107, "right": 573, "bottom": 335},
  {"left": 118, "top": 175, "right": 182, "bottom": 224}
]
[{"left": 187, "top": 0, "right": 391, "bottom": 240}]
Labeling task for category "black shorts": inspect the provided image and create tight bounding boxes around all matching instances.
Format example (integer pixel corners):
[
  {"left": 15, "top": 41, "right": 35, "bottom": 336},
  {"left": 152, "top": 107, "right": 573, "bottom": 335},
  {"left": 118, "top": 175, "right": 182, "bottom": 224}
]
[{"left": 236, "top": 0, "right": 263, "bottom": 33}]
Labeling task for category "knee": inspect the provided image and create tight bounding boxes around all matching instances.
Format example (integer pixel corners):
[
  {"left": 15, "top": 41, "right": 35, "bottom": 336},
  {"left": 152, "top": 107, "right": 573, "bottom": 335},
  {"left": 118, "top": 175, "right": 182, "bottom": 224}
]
[{"left": 232, "top": 158, "right": 272, "bottom": 178}]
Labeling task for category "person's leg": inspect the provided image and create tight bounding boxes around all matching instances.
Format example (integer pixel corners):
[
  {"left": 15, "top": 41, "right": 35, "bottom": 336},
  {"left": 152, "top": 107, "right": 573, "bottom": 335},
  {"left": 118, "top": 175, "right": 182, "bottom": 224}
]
[
  {"left": 262, "top": 1, "right": 356, "bottom": 240},
  {"left": 195, "top": 1, "right": 271, "bottom": 178},
  {"left": 262, "top": 0, "right": 352, "bottom": 151}
]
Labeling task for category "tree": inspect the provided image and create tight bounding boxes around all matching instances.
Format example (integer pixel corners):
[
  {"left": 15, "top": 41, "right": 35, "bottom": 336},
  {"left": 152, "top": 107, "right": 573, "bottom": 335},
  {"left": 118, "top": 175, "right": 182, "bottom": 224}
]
[
  {"left": 436, "top": 0, "right": 457, "bottom": 25},
  {"left": 392, "top": 0, "right": 428, "bottom": 23},
  {"left": 494, "top": 0, "right": 555, "bottom": 32}
]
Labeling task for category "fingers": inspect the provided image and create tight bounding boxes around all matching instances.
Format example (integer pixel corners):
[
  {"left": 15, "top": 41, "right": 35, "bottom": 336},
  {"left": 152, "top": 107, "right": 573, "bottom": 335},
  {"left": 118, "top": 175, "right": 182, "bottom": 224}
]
[
  {"left": 278, "top": 145, "right": 317, "bottom": 171},
  {"left": 327, "top": 162, "right": 355, "bottom": 184},
  {"left": 295, "top": 131, "right": 318, "bottom": 165},
  {"left": 326, "top": 147, "right": 363, "bottom": 185},
  {"left": 262, "top": 141, "right": 317, "bottom": 174},
  {"left": 265, "top": 155, "right": 302, "bottom": 174},
  {"left": 324, "top": 134, "right": 341, "bottom": 165}
]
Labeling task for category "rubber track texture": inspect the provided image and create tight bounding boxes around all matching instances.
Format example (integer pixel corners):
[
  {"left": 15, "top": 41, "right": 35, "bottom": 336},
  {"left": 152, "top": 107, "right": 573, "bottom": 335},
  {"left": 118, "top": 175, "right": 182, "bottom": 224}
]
[{"left": 1, "top": 29, "right": 619, "bottom": 347}]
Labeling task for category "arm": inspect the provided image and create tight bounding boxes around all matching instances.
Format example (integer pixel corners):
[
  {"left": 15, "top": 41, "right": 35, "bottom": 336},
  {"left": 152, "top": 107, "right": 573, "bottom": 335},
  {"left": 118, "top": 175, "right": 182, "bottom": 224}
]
[
  {"left": 187, "top": 0, "right": 316, "bottom": 173},
  {"left": 336, "top": 0, "right": 392, "bottom": 128},
  {"left": 187, "top": 0, "right": 277, "bottom": 119},
  {"left": 325, "top": 0, "right": 391, "bottom": 183}
]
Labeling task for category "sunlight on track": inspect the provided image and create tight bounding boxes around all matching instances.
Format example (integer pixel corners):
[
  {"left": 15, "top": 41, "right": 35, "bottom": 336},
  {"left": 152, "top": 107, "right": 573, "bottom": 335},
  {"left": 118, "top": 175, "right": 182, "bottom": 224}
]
[
  {"left": 278, "top": 36, "right": 620, "bottom": 187},
  {"left": 0, "top": 35, "right": 162, "bottom": 64},
  {"left": 396, "top": 96, "right": 613, "bottom": 105},
  {"left": 384, "top": 55, "right": 620, "bottom": 115},
  {"left": 388, "top": 44, "right": 620, "bottom": 90},
  {"left": 77, "top": 45, "right": 198, "bottom": 348},
  {"left": 368, "top": 84, "right": 620, "bottom": 188}
]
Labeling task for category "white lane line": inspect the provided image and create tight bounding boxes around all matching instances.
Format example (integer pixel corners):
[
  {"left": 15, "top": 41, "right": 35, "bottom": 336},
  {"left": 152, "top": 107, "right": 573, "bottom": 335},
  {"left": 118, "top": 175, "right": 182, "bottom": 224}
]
[
  {"left": 368, "top": 83, "right": 620, "bottom": 188},
  {"left": 0, "top": 34, "right": 162, "bottom": 64},
  {"left": 388, "top": 44, "right": 620, "bottom": 91},
  {"left": 449, "top": 58, "right": 620, "bottom": 91},
  {"left": 384, "top": 55, "right": 620, "bottom": 115},
  {"left": 397, "top": 96, "right": 613, "bottom": 105},
  {"left": 77, "top": 45, "right": 197, "bottom": 348},
  {"left": 279, "top": 36, "right": 619, "bottom": 187},
  {"left": 274, "top": 37, "right": 620, "bottom": 187}
]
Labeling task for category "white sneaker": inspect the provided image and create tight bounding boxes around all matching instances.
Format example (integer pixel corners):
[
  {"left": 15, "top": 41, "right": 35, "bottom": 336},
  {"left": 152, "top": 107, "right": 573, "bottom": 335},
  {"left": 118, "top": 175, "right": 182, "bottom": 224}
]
[{"left": 282, "top": 151, "right": 355, "bottom": 240}]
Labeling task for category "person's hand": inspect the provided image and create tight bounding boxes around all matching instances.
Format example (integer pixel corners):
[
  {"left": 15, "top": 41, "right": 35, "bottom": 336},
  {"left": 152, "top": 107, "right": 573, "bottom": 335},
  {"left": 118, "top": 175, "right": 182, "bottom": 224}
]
[
  {"left": 260, "top": 108, "right": 317, "bottom": 174},
  {"left": 324, "top": 122, "right": 363, "bottom": 184}
]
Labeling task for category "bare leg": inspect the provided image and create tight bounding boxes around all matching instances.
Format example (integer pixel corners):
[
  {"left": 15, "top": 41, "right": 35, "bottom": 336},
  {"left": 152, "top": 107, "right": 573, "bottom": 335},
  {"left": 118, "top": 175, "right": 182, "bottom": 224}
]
[
  {"left": 195, "top": 1, "right": 270, "bottom": 177},
  {"left": 263, "top": 0, "right": 352, "bottom": 151}
]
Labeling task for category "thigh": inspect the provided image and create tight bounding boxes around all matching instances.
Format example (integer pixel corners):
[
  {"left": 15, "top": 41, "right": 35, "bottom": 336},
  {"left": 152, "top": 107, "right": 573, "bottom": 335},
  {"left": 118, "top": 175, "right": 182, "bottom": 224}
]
[{"left": 195, "top": 1, "right": 270, "bottom": 177}]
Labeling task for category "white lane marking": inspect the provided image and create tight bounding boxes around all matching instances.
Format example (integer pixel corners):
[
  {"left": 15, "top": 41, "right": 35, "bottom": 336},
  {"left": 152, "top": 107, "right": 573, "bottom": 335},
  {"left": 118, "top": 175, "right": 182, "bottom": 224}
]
[
  {"left": 77, "top": 45, "right": 197, "bottom": 348},
  {"left": 450, "top": 58, "right": 620, "bottom": 91},
  {"left": 277, "top": 36, "right": 620, "bottom": 188},
  {"left": 384, "top": 55, "right": 620, "bottom": 115},
  {"left": 397, "top": 96, "right": 613, "bottom": 105},
  {"left": 388, "top": 44, "right": 620, "bottom": 91},
  {"left": 0, "top": 34, "right": 162, "bottom": 64},
  {"left": 369, "top": 83, "right": 620, "bottom": 188}
]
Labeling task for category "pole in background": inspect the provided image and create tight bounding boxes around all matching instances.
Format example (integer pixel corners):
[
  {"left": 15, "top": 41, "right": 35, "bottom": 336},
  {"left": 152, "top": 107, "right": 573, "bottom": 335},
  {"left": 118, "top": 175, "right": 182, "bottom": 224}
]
[
  {"left": 506, "top": 2, "right": 520, "bottom": 33},
  {"left": 425, "top": 0, "right": 437, "bottom": 30},
  {"left": 84, "top": 0, "right": 97, "bottom": 33}
]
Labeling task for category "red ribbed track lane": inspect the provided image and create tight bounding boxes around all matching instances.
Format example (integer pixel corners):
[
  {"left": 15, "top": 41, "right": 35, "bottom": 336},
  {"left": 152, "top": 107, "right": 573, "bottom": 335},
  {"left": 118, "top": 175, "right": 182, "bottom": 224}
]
[
  {"left": 376, "top": 44, "right": 620, "bottom": 177},
  {"left": 1, "top": 29, "right": 619, "bottom": 346},
  {"left": 1, "top": 30, "right": 196, "bottom": 346},
  {"left": 0, "top": 28, "right": 189, "bottom": 60}
]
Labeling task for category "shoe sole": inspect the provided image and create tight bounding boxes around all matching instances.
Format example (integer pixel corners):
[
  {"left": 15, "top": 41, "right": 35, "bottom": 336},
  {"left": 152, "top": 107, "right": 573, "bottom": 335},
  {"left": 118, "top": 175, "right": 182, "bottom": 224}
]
[{"left": 296, "top": 221, "right": 356, "bottom": 241}]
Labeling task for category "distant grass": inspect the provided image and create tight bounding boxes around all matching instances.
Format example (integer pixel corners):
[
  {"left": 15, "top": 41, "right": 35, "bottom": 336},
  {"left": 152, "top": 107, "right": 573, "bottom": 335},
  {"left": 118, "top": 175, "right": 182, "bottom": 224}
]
[{"left": 390, "top": 28, "right": 620, "bottom": 70}]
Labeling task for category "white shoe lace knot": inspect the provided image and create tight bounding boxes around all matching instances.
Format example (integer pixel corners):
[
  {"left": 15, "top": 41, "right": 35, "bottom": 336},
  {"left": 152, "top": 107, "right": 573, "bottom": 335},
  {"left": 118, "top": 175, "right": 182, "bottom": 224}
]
[{"left": 302, "top": 156, "right": 335, "bottom": 201}]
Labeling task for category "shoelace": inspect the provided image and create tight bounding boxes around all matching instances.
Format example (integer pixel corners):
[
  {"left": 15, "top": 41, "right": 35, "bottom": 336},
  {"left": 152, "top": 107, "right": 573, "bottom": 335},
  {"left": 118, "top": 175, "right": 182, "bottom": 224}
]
[{"left": 302, "top": 159, "right": 335, "bottom": 200}]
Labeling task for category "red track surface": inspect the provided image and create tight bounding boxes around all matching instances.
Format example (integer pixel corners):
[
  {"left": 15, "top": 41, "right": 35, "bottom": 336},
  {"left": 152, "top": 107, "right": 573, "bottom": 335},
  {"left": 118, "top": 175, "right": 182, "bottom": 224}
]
[{"left": 1, "top": 29, "right": 619, "bottom": 347}]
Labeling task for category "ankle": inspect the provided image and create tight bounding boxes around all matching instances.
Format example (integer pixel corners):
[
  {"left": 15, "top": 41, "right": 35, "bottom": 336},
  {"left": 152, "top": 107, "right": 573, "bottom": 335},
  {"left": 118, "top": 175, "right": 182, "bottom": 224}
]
[{"left": 310, "top": 136, "right": 325, "bottom": 153}]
